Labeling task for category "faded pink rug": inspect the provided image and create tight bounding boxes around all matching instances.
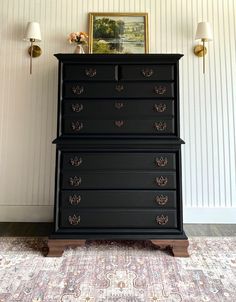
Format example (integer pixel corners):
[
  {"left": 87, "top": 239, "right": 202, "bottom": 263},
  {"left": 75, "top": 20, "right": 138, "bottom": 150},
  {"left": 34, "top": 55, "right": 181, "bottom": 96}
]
[{"left": 0, "top": 237, "right": 235, "bottom": 302}]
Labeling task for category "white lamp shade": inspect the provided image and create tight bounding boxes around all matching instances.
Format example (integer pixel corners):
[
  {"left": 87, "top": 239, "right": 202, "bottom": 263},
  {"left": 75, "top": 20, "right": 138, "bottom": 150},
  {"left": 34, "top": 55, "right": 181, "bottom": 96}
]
[
  {"left": 24, "top": 22, "right": 41, "bottom": 41},
  {"left": 195, "top": 22, "right": 213, "bottom": 41}
]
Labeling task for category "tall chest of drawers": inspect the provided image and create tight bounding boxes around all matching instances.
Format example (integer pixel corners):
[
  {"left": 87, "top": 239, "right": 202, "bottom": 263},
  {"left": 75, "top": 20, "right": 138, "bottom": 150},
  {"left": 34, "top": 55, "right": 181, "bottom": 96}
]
[{"left": 47, "top": 54, "right": 189, "bottom": 257}]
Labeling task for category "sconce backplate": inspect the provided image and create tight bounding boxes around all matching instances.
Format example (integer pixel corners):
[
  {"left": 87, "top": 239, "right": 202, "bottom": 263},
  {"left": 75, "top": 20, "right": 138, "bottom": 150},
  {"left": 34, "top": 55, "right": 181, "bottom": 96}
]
[
  {"left": 194, "top": 45, "right": 207, "bottom": 57},
  {"left": 28, "top": 45, "right": 42, "bottom": 58}
]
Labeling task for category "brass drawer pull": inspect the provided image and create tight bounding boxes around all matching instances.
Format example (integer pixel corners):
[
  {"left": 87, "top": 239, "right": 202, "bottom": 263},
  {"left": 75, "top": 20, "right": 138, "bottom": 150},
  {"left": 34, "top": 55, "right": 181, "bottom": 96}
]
[
  {"left": 155, "top": 176, "right": 168, "bottom": 187},
  {"left": 154, "top": 85, "right": 167, "bottom": 95},
  {"left": 142, "top": 68, "right": 154, "bottom": 78},
  {"left": 85, "top": 68, "right": 97, "bottom": 77},
  {"left": 154, "top": 121, "right": 167, "bottom": 131},
  {"left": 156, "top": 214, "right": 168, "bottom": 225},
  {"left": 71, "top": 103, "right": 83, "bottom": 112},
  {"left": 115, "top": 84, "right": 124, "bottom": 92},
  {"left": 72, "top": 85, "right": 84, "bottom": 95},
  {"left": 71, "top": 121, "right": 83, "bottom": 132},
  {"left": 114, "top": 120, "right": 124, "bottom": 127},
  {"left": 154, "top": 103, "right": 167, "bottom": 113},
  {"left": 69, "top": 194, "right": 81, "bottom": 205},
  {"left": 69, "top": 176, "right": 82, "bottom": 187},
  {"left": 156, "top": 195, "right": 168, "bottom": 206},
  {"left": 155, "top": 157, "right": 168, "bottom": 167},
  {"left": 114, "top": 102, "right": 124, "bottom": 109},
  {"left": 70, "top": 156, "right": 83, "bottom": 167},
  {"left": 68, "top": 214, "right": 80, "bottom": 225}
]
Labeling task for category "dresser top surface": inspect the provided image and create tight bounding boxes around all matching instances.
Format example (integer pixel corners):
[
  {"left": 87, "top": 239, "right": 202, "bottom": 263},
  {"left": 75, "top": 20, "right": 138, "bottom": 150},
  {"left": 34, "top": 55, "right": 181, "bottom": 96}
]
[{"left": 54, "top": 53, "right": 183, "bottom": 63}]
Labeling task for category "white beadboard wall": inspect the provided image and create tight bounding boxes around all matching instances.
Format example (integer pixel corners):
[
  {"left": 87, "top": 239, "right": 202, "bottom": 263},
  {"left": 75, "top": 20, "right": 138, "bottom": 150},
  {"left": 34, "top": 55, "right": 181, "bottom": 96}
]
[{"left": 0, "top": 0, "right": 235, "bottom": 223}]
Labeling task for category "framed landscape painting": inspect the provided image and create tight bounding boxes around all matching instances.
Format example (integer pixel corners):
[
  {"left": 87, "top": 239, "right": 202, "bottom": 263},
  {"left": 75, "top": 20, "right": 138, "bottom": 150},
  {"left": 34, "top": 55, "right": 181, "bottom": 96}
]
[{"left": 89, "top": 13, "right": 149, "bottom": 54}]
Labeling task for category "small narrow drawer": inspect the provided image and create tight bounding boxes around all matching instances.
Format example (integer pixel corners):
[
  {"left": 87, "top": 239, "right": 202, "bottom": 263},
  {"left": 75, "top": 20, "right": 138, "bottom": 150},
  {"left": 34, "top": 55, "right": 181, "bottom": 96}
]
[
  {"left": 62, "top": 152, "right": 176, "bottom": 170},
  {"left": 60, "top": 190, "right": 177, "bottom": 209},
  {"left": 60, "top": 209, "right": 177, "bottom": 228},
  {"left": 120, "top": 64, "right": 174, "bottom": 81},
  {"left": 63, "top": 82, "right": 174, "bottom": 99},
  {"left": 63, "top": 64, "right": 116, "bottom": 81},
  {"left": 61, "top": 171, "right": 176, "bottom": 189},
  {"left": 63, "top": 99, "right": 175, "bottom": 117},
  {"left": 62, "top": 118, "right": 175, "bottom": 135}
]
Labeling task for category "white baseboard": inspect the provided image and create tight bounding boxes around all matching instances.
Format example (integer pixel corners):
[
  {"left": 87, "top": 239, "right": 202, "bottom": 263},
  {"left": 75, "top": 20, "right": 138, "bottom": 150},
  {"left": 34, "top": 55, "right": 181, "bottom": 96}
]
[
  {"left": 0, "top": 205, "right": 235, "bottom": 223},
  {"left": 184, "top": 207, "right": 236, "bottom": 223},
  {"left": 0, "top": 205, "right": 54, "bottom": 222}
]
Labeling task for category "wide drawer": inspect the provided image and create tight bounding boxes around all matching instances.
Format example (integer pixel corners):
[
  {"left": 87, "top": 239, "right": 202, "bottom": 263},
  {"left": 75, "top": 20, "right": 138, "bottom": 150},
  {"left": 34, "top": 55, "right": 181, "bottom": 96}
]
[
  {"left": 62, "top": 118, "right": 175, "bottom": 135},
  {"left": 63, "top": 82, "right": 174, "bottom": 99},
  {"left": 60, "top": 190, "right": 177, "bottom": 209},
  {"left": 62, "top": 152, "right": 176, "bottom": 170},
  {"left": 61, "top": 171, "right": 176, "bottom": 189},
  {"left": 120, "top": 64, "right": 174, "bottom": 81},
  {"left": 63, "top": 99, "right": 175, "bottom": 117},
  {"left": 63, "top": 64, "right": 117, "bottom": 81},
  {"left": 60, "top": 209, "right": 177, "bottom": 228}
]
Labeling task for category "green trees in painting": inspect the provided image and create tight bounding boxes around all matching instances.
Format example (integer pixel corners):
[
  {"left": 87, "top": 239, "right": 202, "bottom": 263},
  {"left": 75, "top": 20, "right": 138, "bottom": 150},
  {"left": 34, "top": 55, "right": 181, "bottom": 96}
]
[
  {"left": 93, "top": 18, "right": 125, "bottom": 53},
  {"left": 94, "top": 18, "right": 124, "bottom": 39}
]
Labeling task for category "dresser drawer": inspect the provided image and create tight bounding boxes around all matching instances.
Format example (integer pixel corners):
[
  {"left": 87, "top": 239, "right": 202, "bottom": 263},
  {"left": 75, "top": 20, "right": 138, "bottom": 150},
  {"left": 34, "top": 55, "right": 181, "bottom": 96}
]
[
  {"left": 62, "top": 171, "right": 176, "bottom": 189},
  {"left": 63, "top": 99, "right": 174, "bottom": 117},
  {"left": 62, "top": 152, "right": 176, "bottom": 170},
  {"left": 62, "top": 118, "right": 175, "bottom": 135},
  {"left": 120, "top": 64, "right": 174, "bottom": 81},
  {"left": 63, "top": 64, "right": 116, "bottom": 81},
  {"left": 60, "top": 209, "right": 177, "bottom": 228},
  {"left": 63, "top": 82, "right": 174, "bottom": 99},
  {"left": 60, "top": 190, "right": 177, "bottom": 209}
]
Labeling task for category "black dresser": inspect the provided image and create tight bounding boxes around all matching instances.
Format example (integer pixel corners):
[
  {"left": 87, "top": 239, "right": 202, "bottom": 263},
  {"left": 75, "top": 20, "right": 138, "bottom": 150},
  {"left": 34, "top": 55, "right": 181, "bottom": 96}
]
[{"left": 47, "top": 54, "right": 189, "bottom": 257}]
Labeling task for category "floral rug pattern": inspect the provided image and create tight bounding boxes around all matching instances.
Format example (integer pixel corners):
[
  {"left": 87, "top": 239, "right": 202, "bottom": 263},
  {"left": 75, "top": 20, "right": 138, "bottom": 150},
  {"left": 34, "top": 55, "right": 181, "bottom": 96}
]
[{"left": 0, "top": 237, "right": 235, "bottom": 302}]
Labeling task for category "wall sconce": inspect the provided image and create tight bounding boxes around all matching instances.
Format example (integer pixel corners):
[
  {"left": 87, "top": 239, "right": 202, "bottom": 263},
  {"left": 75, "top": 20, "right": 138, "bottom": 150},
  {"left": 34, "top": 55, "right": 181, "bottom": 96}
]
[
  {"left": 194, "top": 22, "right": 213, "bottom": 74},
  {"left": 24, "top": 22, "right": 42, "bottom": 75}
]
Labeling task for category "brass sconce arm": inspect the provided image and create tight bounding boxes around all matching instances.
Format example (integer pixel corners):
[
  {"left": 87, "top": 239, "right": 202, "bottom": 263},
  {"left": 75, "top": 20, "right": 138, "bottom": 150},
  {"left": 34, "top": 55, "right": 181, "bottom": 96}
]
[{"left": 194, "top": 38, "right": 207, "bottom": 73}]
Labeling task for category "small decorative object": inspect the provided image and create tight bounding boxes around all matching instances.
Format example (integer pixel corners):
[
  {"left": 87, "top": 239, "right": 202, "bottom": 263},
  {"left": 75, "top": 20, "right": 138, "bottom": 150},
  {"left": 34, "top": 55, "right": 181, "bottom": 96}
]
[
  {"left": 67, "top": 31, "right": 88, "bottom": 54},
  {"left": 74, "top": 44, "right": 85, "bottom": 54},
  {"left": 89, "top": 13, "right": 148, "bottom": 54}
]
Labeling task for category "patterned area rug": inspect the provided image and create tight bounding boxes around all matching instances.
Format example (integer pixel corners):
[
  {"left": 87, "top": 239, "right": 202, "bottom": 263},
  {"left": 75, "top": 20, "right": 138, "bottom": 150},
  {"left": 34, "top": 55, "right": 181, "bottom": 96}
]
[{"left": 0, "top": 237, "right": 235, "bottom": 302}]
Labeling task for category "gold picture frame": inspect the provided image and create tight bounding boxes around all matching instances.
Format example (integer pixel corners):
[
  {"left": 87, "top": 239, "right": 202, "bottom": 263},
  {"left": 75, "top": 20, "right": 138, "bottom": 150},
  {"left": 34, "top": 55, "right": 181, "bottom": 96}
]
[{"left": 89, "top": 12, "right": 149, "bottom": 54}]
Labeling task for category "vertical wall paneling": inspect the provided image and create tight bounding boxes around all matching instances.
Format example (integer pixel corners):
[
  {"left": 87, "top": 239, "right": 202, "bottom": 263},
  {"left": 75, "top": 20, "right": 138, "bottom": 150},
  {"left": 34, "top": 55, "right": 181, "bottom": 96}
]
[{"left": 0, "top": 0, "right": 235, "bottom": 222}]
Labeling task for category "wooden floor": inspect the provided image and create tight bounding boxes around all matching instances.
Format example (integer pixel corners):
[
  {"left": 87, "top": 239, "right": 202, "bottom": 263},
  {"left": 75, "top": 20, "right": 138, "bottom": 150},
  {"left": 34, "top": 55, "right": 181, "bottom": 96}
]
[{"left": 0, "top": 223, "right": 235, "bottom": 237}]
